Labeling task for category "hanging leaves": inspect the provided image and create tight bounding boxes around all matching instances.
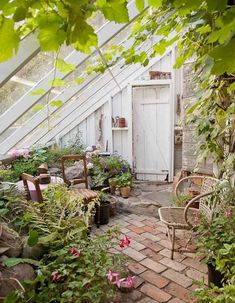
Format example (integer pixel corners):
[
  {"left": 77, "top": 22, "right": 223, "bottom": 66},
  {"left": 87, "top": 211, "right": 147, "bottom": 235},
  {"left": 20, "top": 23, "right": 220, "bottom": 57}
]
[
  {"left": 0, "top": 18, "right": 20, "bottom": 63},
  {"left": 30, "top": 88, "right": 46, "bottom": 96},
  {"left": 50, "top": 100, "right": 63, "bottom": 107},
  {"left": 56, "top": 58, "right": 76, "bottom": 73},
  {"left": 49, "top": 78, "right": 66, "bottom": 87}
]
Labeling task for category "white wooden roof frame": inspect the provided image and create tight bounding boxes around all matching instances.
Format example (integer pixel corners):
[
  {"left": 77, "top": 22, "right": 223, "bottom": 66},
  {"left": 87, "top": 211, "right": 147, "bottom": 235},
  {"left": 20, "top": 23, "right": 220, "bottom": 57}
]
[
  {"left": 14, "top": 40, "right": 155, "bottom": 149},
  {"left": 22, "top": 48, "right": 173, "bottom": 149},
  {"left": 0, "top": 0, "right": 143, "bottom": 136},
  {"left": 0, "top": 31, "right": 137, "bottom": 153},
  {"left": 0, "top": 32, "right": 40, "bottom": 87}
]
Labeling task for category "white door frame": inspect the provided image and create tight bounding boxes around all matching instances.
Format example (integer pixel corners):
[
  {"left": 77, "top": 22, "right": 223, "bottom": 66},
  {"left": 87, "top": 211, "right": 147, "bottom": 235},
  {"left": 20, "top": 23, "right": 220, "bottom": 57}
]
[{"left": 127, "top": 79, "right": 174, "bottom": 182}]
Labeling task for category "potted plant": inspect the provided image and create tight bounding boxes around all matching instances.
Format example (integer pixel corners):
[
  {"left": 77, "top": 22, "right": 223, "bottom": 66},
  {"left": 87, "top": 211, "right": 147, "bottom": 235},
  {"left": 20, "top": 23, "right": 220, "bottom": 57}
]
[
  {"left": 115, "top": 172, "right": 132, "bottom": 198},
  {"left": 195, "top": 204, "right": 235, "bottom": 287},
  {"left": 95, "top": 191, "right": 111, "bottom": 225}
]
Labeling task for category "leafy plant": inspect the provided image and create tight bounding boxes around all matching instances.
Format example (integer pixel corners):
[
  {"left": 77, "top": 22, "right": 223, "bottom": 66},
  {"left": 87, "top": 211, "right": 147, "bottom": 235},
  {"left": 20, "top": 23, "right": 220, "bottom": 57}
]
[
  {"left": 23, "top": 184, "right": 98, "bottom": 248},
  {"left": 115, "top": 172, "right": 132, "bottom": 188},
  {"left": 195, "top": 207, "right": 235, "bottom": 265},
  {"left": 5, "top": 228, "right": 128, "bottom": 303},
  {"left": 192, "top": 243, "right": 235, "bottom": 303}
]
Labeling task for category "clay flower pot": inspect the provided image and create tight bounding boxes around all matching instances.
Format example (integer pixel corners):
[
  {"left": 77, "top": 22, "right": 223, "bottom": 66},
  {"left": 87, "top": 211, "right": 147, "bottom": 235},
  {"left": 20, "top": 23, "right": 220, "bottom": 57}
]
[{"left": 120, "top": 186, "right": 131, "bottom": 198}]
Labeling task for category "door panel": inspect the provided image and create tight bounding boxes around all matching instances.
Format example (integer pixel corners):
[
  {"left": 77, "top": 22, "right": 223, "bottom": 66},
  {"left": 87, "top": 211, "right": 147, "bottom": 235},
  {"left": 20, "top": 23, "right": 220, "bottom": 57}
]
[{"left": 133, "top": 85, "right": 171, "bottom": 181}]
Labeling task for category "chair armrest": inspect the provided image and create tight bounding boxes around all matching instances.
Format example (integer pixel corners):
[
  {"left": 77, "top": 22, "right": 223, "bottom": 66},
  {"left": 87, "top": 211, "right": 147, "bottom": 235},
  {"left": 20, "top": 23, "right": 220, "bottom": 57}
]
[
  {"left": 174, "top": 175, "right": 204, "bottom": 199},
  {"left": 183, "top": 191, "right": 214, "bottom": 227}
]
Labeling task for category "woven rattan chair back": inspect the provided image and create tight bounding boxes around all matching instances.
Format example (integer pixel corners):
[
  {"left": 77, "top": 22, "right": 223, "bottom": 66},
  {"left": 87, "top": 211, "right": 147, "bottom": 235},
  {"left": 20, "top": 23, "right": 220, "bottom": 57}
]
[{"left": 199, "top": 177, "right": 219, "bottom": 221}]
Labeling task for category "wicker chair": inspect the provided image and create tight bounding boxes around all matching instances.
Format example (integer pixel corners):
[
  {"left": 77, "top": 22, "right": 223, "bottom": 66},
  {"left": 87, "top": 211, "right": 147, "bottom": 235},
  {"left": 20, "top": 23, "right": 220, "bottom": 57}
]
[{"left": 158, "top": 176, "right": 219, "bottom": 259}]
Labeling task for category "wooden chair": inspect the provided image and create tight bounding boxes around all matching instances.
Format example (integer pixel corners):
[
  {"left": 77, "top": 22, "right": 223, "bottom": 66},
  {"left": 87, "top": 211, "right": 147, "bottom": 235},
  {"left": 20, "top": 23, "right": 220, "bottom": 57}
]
[
  {"left": 61, "top": 155, "right": 98, "bottom": 199},
  {"left": 21, "top": 173, "right": 43, "bottom": 203},
  {"left": 158, "top": 175, "right": 219, "bottom": 259}
]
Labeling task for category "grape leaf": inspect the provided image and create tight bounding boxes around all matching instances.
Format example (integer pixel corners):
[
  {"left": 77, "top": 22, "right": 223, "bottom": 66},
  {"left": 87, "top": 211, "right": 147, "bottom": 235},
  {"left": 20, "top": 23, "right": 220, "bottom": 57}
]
[
  {"left": 50, "top": 100, "right": 63, "bottom": 107},
  {"left": 0, "top": 18, "right": 20, "bottom": 63},
  {"left": 56, "top": 58, "right": 76, "bottom": 73},
  {"left": 30, "top": 88, "right": 46, "bottom": 96},
  {"left": 135, "top": 0, "right": 144, "bottom": 12}
]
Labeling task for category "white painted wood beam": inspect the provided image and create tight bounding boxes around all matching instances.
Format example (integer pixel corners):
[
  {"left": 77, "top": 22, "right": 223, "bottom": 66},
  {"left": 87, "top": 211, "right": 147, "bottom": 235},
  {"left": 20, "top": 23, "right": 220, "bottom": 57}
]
[
  {"left": 0, "top": 23, "right": 142, "bottom": 153},
  {"left": 0, "top": 0, "right": 143, "bottom": 136},
  {"left": 0, "top": 32, "right": 40, "bottom": 87},
  {"left": 15, "top": 41, "right": 155, "bottom": 150},
  {"left": 32, "top": 52, "right": 167, "bottom": 147}
]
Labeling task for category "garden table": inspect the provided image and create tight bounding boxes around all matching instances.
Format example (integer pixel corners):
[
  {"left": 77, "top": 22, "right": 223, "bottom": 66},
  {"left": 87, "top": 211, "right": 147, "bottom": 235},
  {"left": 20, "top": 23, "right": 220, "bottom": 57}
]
[{"left": 17, "top": 176, "right": 64, "bottom": 202}]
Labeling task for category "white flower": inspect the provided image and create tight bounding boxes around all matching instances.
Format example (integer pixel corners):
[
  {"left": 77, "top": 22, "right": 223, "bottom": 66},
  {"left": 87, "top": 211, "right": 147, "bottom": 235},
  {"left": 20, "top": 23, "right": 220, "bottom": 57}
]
[
  {"left": 87, "top": 163, "right": 94, "bottom": 170},
  {"left": 96, "top": 143, "right": 101, "bottom": 149},
  {"left": 86, "top": 146, "right": 93, "bottom": 152},
  {"left": 93, "top": 149, "right": 100, "bottom": 155},
  {"left": 86, "top": 152, "right": 92, "bottom": 159}
]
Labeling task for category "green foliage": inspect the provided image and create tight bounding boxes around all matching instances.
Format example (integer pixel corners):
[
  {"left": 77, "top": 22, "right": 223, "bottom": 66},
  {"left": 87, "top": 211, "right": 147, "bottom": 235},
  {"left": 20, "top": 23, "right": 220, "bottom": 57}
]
[
  {"left": 0, "top": 182, "right": 25, "bottom": 230},
  {"left": 90, "top": 154, "right": 131, "bottom": 189},
  {"left": 24, "top": 184, "right": 97, "bottom": 247},
  {"left": 3, "top": 257, "right": 40, "bottom": 268},
  {"left": 56, "top": 58, "right": 76, "bottom": 74},
  {"left": 114, "top": 172, "right": 132, "bottom": 188},
  {"left": 192, "top": 243, "right": 235, "bottom": 302},
  {"left": 195, "top": 206, "right": 235, "bottom": 265},
  {"left": 0, "top": 0, "right": 132, "bottom": 63},
  {"left": 5, "top": 228, "right": 126, "bottom": 303},
  {"left": 0, "top": 17, "right": 19, "bottom": 62}
]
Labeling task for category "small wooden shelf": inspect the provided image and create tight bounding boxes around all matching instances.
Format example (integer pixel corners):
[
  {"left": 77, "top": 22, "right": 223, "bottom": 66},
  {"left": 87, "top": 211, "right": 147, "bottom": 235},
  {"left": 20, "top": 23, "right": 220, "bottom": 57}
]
[{"left": 112, "top": 127, "right": 128, "bottom": 131}]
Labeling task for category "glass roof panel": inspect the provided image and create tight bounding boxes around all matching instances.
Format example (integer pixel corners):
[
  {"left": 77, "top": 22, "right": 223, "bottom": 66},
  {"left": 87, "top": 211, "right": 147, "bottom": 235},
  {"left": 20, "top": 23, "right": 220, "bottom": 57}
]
[{"left": 0, "top": 46, "right": 73, "bottom": 115}]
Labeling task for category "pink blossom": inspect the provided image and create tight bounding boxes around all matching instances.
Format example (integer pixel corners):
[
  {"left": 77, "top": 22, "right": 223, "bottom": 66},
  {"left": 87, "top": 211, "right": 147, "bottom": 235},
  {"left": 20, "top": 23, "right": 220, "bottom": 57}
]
[
  {"left": 69, "top": 247, "right": 81, "bottom": 257},
  {"left": 106, "top": 270, "right": 119, "bottom": 283},
  {"left": 119, "top": 235, "right": 131, "bottom": 248},
  {"left": 122, "top": 276, "right": 135, "bottom": 288},
  {"left": 224, "top": 210, "right": 232, "bottom": 217},
  {"left": 115, "top": 277, "right": 125, "bottom": 288},
  {"left": 51, "top": 272, "right": 61, "bottom": 282}
]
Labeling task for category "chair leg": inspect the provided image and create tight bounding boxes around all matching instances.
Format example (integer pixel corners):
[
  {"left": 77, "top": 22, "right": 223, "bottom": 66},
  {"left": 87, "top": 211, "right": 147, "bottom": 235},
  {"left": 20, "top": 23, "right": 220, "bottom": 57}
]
[
  {"left": 166, "top": 226, "right": 176, "bottom": 260},
  {"left": 170, "top": 227, "right": 175, "bottom": 260}
]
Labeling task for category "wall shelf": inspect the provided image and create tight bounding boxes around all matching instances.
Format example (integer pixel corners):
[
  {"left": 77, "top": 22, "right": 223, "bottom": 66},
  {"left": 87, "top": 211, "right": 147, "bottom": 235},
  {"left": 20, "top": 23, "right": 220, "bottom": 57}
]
[{"left": 112, "top": 127, "right": 129, "bottom": 131}]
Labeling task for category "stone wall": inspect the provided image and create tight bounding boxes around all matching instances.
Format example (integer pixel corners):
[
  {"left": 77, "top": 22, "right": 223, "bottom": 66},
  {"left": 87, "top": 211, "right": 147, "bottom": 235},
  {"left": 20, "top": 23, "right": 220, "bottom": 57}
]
[{"left": 182, "top": 62, "right": 213, "bottom": 175}]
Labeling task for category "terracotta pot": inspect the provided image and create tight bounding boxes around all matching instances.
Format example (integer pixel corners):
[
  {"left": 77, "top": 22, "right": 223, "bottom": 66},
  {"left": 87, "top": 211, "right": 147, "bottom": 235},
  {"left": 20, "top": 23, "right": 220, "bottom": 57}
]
[
  {"left": 120, "top": 187, "right": 131, "bottom": 198},
  {"left": 118, "top": 118, "right": 126, "bottom": 128}
]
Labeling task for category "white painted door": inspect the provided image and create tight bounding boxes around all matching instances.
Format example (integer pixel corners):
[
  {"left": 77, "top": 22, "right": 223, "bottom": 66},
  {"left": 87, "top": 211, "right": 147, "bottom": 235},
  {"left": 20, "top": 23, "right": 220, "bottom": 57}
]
[{"left": 133, "top": 84, "right": 171, "bottom": 181}]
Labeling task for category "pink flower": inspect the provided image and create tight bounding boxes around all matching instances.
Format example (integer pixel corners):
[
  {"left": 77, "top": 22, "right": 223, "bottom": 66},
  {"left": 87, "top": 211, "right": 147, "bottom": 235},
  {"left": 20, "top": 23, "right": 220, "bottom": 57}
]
[
  {"left": 51, "top": 272, "right": 61, "bottom": 282},
  {"left": 106, "top": 270, "right": 119, "bottom": 283},
  {"left": 119, "top": 235, "right": 131, "bottom": 248},
  {"left": 122, "top": 276, "right": 135, "bottom": 288},
  {"left": 115, "top": 277, "right": 125, "bottom": 288},
  {"left": 224, "top": 210, "right": 232, "bottom": 217},
  {"left": 69, "top": 247, "right": 81, "bottom": 257}
]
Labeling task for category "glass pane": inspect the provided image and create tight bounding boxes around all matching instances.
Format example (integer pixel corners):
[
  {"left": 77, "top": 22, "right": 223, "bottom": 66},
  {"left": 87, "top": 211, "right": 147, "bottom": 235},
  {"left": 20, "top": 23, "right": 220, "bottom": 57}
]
[{"left": 0, "top": 82, "right": 29, "bottom": 115}]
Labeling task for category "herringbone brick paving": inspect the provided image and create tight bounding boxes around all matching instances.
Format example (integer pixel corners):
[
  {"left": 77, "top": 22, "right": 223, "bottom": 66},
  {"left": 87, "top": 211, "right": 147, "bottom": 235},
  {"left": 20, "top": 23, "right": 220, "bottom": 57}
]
[{"left": 96, "top": 212, "right": 207, "bottom": 303}]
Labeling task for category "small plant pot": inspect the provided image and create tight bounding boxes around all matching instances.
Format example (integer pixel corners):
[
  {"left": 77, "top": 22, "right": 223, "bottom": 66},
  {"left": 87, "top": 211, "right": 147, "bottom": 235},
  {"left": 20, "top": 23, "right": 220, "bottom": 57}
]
[
  {"left": 120, "top": 187, "right": 131, "bottom": 198},
  {"left": 207, "top": 262, "right": 224, "bottom": 288},
  {"left": 95, "top": 201, "right": 110, "bottom": 225}
]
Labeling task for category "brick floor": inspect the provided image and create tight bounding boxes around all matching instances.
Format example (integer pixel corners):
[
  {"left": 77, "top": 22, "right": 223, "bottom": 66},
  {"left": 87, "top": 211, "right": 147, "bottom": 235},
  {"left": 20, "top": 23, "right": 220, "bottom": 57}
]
[{"left": 94, "top": 212, "right": 208, "bottom": 303}]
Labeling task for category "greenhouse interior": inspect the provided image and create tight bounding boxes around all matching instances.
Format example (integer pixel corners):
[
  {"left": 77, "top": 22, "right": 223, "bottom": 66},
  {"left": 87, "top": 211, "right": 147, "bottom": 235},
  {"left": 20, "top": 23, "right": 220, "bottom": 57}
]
[{"left": 0, "top": 1, "right": 234, "bottom": 302}]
